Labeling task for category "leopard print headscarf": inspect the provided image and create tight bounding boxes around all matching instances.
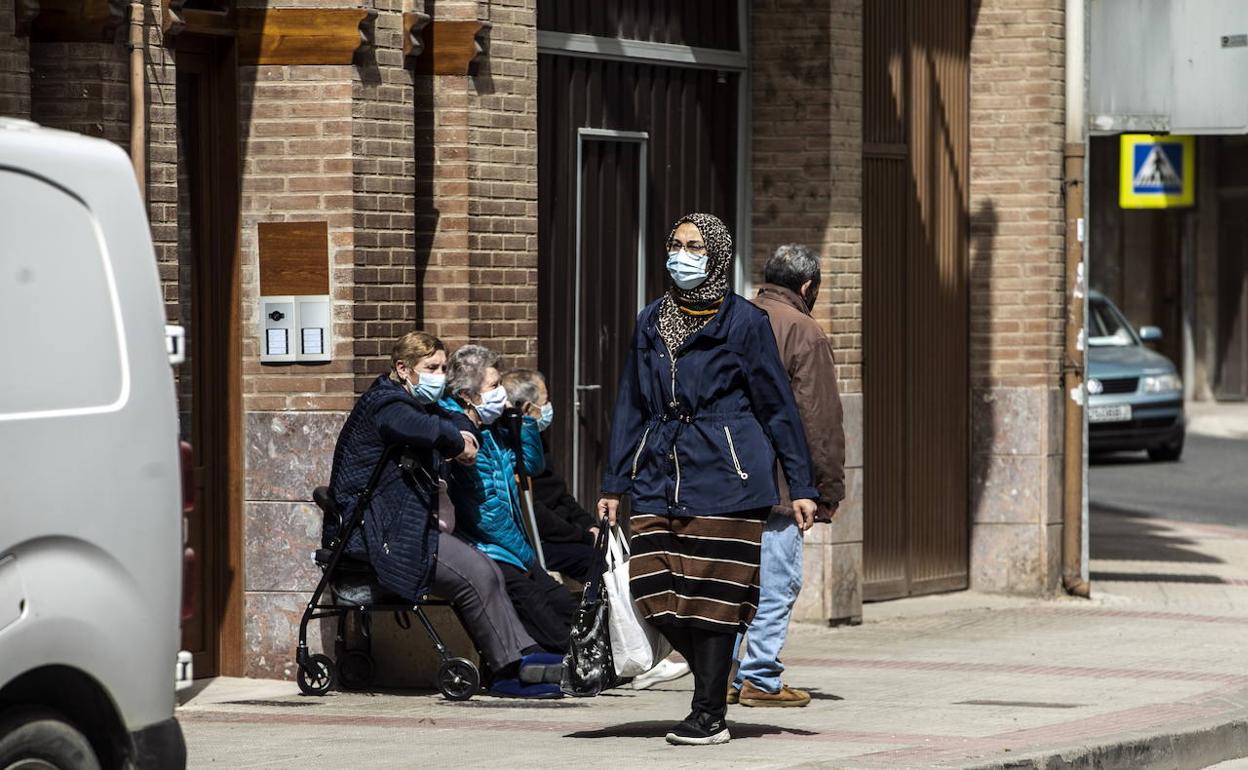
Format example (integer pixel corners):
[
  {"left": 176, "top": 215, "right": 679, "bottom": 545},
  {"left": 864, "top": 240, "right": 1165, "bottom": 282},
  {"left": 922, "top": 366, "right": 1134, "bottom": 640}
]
[{"left": 657, "top": 212, "right": 733, "bottom": 353}]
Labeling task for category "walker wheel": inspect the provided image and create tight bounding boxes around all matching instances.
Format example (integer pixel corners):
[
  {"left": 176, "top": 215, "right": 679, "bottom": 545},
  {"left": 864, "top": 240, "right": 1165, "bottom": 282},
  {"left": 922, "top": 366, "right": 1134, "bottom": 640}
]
[
  {"left": 437, "top": 657, "right": 479, "bottom": 701},
  {"left": 338, "top": 650, "right": 376, "bottom": 690},
  {"left": 297, "top": 653, "right": 336, "bottom": 696}
]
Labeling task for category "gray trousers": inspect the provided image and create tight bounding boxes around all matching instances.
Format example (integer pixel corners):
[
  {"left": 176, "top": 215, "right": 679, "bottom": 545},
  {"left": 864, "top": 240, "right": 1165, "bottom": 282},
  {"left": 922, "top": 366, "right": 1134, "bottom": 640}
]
[{"left": 431, "top": 534, "right": 537, "bottom": 672}]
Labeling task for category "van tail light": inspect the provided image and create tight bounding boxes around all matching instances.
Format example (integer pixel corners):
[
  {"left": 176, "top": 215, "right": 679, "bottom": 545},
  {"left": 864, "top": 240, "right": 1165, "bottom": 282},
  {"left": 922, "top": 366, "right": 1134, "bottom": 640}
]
[{"left": 178, "top": 440, "right": 197, "bottom": 622}]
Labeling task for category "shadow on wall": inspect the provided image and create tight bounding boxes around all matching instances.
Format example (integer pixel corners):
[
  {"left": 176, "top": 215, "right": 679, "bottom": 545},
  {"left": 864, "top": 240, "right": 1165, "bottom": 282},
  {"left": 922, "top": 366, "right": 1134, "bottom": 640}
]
[{"left": 968, "top": 198, "right": 997, "bottom": 524}]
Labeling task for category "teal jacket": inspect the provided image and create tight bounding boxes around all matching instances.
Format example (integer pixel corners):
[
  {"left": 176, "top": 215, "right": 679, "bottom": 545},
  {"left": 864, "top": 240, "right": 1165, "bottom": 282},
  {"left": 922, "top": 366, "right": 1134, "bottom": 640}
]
[{"left": 439, "top": 397, "right": 546, "bottom": 570}]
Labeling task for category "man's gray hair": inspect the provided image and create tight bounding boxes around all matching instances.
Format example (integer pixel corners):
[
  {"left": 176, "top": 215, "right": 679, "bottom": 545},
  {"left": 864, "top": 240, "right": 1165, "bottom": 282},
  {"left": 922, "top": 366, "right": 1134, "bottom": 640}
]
[
  {"left": 501, "top": 369, "right": 546, "bottom": 406},
  {"left": 763, "top": 243, "right": 822, "bottom": 294},
  {"left": 446, "top": 344, "right": 502, "bottom": 398}
]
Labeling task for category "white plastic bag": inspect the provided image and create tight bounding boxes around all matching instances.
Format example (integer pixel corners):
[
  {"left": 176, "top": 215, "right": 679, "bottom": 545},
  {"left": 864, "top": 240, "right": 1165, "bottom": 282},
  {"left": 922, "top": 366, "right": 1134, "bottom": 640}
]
[{"left": 604, "top": 524, "right": 672, "bottom": 678}]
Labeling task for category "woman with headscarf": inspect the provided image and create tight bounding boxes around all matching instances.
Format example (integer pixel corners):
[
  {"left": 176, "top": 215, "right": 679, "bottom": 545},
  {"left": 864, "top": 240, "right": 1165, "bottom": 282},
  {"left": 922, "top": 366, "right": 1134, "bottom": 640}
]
[{"left": 597, "top": 213, "right": 820, "bottom": 746}]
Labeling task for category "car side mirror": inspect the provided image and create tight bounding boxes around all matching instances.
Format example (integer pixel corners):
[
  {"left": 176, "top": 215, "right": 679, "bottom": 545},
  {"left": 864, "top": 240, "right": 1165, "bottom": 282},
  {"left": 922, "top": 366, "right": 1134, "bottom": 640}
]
[{"left": 1139, "top": 325, "right": 1163, "bottom": 342}]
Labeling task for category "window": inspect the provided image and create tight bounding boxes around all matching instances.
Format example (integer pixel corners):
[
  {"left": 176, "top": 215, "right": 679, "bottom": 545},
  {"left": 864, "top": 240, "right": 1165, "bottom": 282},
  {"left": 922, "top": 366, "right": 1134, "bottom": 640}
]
[
  {"left": 1088, "top": 297, "right": 1138, "bottom": 348},
  {"left": 0, "top": 169, "right": 125, "bottom": 418}
]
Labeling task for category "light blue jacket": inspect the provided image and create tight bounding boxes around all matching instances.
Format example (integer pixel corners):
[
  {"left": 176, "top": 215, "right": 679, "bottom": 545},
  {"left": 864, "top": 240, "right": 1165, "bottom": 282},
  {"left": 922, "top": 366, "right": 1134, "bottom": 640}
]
[{"left": 438, "top": 397, "right": 546, "bottom": 570}]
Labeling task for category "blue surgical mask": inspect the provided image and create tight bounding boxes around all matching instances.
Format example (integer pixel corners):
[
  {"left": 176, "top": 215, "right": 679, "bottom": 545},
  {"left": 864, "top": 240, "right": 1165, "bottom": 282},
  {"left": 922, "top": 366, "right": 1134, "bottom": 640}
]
[
  {"left": 409, "top": 372, "right": 445, "bottom": 405},
  {"left": 476, "top": 385, "right": 509, "bottom": 425},
  {"left": 666, "top": 249, "right": 708, "bottom": 290},
  {"left": 536, "top": 402, "right": 554, "bottom": 432}
]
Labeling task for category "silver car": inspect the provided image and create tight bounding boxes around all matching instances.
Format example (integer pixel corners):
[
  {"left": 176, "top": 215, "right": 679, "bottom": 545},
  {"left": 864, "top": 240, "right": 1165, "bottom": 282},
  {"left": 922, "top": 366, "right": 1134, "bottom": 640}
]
[{"left": 1086, "top": 291, "right": 1185, "bottom": 461}]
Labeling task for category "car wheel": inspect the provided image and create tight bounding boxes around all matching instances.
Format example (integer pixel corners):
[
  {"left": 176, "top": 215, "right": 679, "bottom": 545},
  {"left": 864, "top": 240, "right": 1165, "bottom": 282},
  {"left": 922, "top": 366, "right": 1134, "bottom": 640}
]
[
  {"left": 1147, "top": 431, "right": 1184, "bottom": 462},
  {"left": 0, "top": 708, "right": 101, "bottom": 770}
]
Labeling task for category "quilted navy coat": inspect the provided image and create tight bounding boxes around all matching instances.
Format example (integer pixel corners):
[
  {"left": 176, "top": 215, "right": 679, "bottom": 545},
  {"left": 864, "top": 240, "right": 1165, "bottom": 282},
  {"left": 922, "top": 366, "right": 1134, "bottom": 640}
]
[
  {"left": 326, "top": 374, "right": 466, "bottom": 600},
  {"left": 439, "top": 398, "right": 545, "bottom": 570},
  {"left": 602, "top": 292, "right": 819, "bottom": 515}
]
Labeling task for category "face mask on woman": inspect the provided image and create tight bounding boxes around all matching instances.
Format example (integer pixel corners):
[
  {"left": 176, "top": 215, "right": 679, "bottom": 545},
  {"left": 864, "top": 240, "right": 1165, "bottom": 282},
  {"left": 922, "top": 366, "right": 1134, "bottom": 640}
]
[
  {"left": 536, "top": 402, "right": 554, "bottom": 432},
  {"left": 476, "top": 384, "right": 509, "bottom": 425},
  {"left": 408, "top": 372, "right": 445, "bottom": 405},
  {"left": 666, "top": 249, "right": 708, "bottom": 290}
]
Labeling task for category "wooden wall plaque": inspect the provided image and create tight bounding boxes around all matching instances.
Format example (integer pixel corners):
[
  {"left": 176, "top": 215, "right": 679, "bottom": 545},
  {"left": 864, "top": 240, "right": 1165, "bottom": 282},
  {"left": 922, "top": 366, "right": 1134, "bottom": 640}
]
[{"left": 258, "top": 221, "right": 329, "bottom": 296}]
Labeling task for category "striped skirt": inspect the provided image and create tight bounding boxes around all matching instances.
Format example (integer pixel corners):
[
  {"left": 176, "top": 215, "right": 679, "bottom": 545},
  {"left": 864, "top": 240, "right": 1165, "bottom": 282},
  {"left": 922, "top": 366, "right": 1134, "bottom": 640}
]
[{"left": 629, "top": 510, "right": 767, "bottom": 634}]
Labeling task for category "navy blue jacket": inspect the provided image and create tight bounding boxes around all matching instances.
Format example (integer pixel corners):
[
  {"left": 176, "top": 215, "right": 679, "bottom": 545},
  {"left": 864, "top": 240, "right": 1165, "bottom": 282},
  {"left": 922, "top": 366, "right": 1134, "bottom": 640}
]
[
  {"left": 326, "top": 374, "right": 466, "bottom": 601},
  {"left": 602, "top": 292, "right": 819, "bottom": 515}
]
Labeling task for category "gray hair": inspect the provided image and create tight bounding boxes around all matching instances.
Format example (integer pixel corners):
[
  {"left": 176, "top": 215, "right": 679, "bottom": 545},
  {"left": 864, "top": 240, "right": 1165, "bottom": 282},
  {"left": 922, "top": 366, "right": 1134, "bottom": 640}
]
[
  {"left": 763, "top": 243, "right": 822, "bottom": 295},
  {"left": 446, "top": 344, "right": 502, "bottom": 398},
  {"left": 501, "top": 369, "right": 546, "bottom": 406}
]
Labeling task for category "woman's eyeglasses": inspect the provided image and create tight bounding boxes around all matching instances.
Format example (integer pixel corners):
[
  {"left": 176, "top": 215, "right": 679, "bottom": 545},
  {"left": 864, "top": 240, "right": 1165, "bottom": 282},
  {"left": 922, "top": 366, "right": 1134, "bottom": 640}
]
[{"left": 666, "top": 239, "right": 707, "bottom": 254}]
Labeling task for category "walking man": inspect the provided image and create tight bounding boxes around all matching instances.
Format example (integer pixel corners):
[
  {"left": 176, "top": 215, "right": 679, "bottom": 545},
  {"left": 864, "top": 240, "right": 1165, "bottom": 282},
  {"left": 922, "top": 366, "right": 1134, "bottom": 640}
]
[{"left": 730, "top": 244, "right": 846, "bottom": 707}]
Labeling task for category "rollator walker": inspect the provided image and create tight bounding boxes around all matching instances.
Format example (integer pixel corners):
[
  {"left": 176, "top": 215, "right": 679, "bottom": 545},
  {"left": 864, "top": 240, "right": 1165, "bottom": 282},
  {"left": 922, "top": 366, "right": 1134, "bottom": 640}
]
[{"left": 294, "top": 444, "right": 482, "bottom": 700}]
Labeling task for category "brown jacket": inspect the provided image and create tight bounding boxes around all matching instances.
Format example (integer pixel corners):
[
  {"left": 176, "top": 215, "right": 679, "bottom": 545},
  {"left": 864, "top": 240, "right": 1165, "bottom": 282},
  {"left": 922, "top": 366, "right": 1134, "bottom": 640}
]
[{"left": 752, "top": 283, "right": 846, "bottom": 516}]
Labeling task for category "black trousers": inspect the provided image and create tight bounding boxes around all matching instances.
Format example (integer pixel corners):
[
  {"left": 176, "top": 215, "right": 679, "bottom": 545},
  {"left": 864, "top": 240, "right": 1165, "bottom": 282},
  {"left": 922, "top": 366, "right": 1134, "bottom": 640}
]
[
  {"left": 496, "top": 561, "right": 578, "bottom": 653},
  {"left": 540, "top": 541, "right": 595, "bottom": 583},
  {"left": 657, "top": 625, "right": 737, "bottom": 721}
]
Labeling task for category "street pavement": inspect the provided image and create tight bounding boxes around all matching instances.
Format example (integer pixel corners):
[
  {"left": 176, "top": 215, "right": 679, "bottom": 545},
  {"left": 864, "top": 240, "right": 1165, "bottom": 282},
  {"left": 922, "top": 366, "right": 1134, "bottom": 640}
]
[{"left": 179, "top": 421, "right": 1248, "bottom": 769}]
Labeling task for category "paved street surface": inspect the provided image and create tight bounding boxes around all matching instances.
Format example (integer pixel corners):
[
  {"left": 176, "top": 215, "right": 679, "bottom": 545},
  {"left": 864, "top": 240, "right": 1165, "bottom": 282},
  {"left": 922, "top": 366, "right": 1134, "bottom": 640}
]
[
  {"left": 1090, "top": 433, "right": 1248, "bottom": 528},
  {"left": 181, "top": 506, "right": 1248, "bottom": 768}
]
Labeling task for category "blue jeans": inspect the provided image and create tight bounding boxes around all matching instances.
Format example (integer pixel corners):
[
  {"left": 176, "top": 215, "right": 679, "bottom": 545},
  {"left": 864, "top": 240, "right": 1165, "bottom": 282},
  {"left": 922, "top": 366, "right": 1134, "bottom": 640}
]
[{"left": 733, "top": 510, "right": 803, "bottom": 693}]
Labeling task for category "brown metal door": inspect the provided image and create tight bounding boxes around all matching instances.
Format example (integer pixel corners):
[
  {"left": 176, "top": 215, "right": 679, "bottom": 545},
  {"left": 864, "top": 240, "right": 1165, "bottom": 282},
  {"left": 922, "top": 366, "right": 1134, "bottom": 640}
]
[
  {"left": 1216, "top": 197, "right": 1248, "bottom": 400},
  {"left": 537, "top": 50, "right": 739, "bottom": 505},
  {"left": 175, "top": 35, "right": 244, "bottom": 677},
  {"left": 572, "top": 136, "right": 645, "bottom": 504},
  {"left": 863, "top": 0, "right": 970, "bottom": 600}
]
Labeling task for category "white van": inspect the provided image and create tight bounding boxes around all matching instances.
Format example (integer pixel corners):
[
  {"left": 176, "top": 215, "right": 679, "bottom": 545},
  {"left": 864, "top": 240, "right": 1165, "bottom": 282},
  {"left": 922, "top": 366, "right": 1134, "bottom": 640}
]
[{"left": 0, "top": 119, "right": 188, "bottom": 769}]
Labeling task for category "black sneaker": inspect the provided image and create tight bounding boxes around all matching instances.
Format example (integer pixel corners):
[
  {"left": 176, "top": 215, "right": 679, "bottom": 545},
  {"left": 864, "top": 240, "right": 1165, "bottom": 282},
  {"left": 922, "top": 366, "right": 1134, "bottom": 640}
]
[{"left": 665, "top": 712, "right": 731, "bottom": 746}]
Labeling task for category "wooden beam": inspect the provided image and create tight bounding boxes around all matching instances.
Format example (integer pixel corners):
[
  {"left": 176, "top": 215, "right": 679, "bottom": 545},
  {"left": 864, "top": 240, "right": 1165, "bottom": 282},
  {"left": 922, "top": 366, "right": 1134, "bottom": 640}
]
[
  {"left": 410, "top": 19, "right": 490, "bottom": 76},
  {"left": 236, "top": 7, "right": 375, "bottom": 66}
]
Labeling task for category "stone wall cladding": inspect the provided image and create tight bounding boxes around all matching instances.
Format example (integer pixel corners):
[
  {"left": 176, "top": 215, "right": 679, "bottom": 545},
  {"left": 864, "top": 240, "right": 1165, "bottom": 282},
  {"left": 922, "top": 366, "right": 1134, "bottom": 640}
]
[
  {"left": 0, "top": 9, "right": 30, "bottom": 118},
  {"left": 752, "top": 0, "right": 864, "bottom": 624},
  {"left": 968, "top": 0, "right": 1066, "bottom": 595}
]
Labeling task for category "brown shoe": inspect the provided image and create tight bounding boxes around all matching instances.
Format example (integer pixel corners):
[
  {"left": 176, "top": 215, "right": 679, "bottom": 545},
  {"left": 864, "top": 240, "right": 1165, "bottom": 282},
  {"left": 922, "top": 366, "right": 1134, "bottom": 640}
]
[
  {"left": 738, "top": 680, "right": 811, "bottom": 708},
  {"left": 726, "top": 684, "right": 740, "bottom": 705}
]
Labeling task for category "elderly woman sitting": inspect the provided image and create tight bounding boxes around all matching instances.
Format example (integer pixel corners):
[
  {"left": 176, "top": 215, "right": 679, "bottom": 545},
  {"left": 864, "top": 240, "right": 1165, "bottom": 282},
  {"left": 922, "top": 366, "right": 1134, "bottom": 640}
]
[
  {"left": 439, "top": 345, "right": 578, "bottom": 653},
  {"left": 325, "top": 331, "right": 562, "bottom": 697}
]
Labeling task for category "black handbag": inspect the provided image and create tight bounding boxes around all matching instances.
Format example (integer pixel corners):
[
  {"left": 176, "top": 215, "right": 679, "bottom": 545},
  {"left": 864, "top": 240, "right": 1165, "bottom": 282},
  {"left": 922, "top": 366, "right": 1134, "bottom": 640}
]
[{"left": 560, "top": 527, "right": 618, "bottom": 696}]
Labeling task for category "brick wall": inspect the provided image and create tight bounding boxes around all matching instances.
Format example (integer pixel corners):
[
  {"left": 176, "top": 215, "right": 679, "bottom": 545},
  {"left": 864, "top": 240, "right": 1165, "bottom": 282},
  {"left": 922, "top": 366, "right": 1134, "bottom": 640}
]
[
  {"left": 967, "top": 0, "right": 1066, "bottom": 595},
  {"left": 352, "top": 1, "right": 420, "bottom": 390},
  {"left": 465, "top": 0, "right": 539, "bottom": 367},
  {"left": 29, "top": 41, "right": 128, "bottom": 143},
  {"left": 750, "top": 0, "right": 862, "bottom": 396},
  {"left": 237, "top": 64, "right": 357, "bottom": 412},
  {"left": 751, "top": 0, "right": 864, "bottom": 624},
  {"left": 968, "top": 0, "right": 1066, "bottom": 390},
  {"left": 0, "top": 8, "right": 30, "bottom": 118}
]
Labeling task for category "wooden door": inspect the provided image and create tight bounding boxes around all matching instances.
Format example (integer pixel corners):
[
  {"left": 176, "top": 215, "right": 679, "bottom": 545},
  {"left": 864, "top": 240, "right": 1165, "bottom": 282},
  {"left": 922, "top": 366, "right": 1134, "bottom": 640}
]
[
  {"left": 863, "top": 0, "right": 970, "bottom": 600},
  {"left": 175, "top": 35, "right": 244, "bottom": 677},
  {"left": 1217, "top": 197, "right": 1248, "bottom": 400}
]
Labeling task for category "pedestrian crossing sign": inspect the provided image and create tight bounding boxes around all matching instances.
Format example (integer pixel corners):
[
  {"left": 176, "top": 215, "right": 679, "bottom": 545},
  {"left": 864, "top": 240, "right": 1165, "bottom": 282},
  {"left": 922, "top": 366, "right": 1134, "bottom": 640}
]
[{"left": 1119, "top": 134, "right": 1195, "bottom": 209}]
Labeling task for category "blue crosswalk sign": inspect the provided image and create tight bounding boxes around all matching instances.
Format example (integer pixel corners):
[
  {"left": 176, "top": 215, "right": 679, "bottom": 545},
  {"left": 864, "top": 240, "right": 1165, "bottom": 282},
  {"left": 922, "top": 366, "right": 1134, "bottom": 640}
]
[{"left": 1120, "top": 135, "right": 1195, "bottom": 209}]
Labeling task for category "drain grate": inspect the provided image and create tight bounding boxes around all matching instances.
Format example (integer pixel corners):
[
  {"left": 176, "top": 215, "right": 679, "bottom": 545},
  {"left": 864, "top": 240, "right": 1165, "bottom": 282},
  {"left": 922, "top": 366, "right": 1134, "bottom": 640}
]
[
  {"left": 956, "top": 700, "right": 1081, "bottom": 709},
  {"left": 224, "top": 699, "right": 317, "bottom": 708}
]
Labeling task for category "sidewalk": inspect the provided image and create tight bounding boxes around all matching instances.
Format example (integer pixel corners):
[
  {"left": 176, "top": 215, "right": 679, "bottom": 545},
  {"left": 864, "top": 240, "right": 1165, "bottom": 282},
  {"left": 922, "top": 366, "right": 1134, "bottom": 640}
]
[
  {"left": 1186, "top": 401, "right": 1248, "bottom": 440},
  {"left": 179, "top": 515, "right": 1248, "bottom": 769}
]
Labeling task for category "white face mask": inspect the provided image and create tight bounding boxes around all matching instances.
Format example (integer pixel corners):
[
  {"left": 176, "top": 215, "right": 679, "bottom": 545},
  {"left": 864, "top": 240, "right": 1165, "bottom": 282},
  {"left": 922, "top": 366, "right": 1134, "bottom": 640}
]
[{"left": 476, "top": 384, "right": 509, "bottom": 425}]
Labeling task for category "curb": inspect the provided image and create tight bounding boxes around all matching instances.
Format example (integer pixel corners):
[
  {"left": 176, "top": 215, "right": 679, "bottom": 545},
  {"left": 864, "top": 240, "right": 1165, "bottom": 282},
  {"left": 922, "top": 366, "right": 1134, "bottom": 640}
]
[{"left": 965, "top": 717, "right": 1248, "bottom": 770}]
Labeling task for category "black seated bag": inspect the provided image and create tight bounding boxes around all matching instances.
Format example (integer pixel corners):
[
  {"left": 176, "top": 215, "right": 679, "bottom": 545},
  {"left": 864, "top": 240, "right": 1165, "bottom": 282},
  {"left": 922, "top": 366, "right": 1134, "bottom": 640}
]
[{"left": 560, "top": 527, "right": 617, "bottom": 696}]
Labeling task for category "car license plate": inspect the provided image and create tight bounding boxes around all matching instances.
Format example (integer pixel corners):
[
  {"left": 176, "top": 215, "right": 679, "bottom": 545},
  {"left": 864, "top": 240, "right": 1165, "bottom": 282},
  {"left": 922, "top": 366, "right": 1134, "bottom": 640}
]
[{"left": 1089, "top": 403, "right": 1132, "bottom": 423}]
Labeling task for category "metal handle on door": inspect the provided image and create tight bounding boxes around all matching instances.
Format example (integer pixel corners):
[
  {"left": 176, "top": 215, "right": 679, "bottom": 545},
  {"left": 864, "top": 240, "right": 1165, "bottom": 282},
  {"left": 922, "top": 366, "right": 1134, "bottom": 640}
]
[{"left": 574, "top": 384, "right": 600, "bottom": 413}]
